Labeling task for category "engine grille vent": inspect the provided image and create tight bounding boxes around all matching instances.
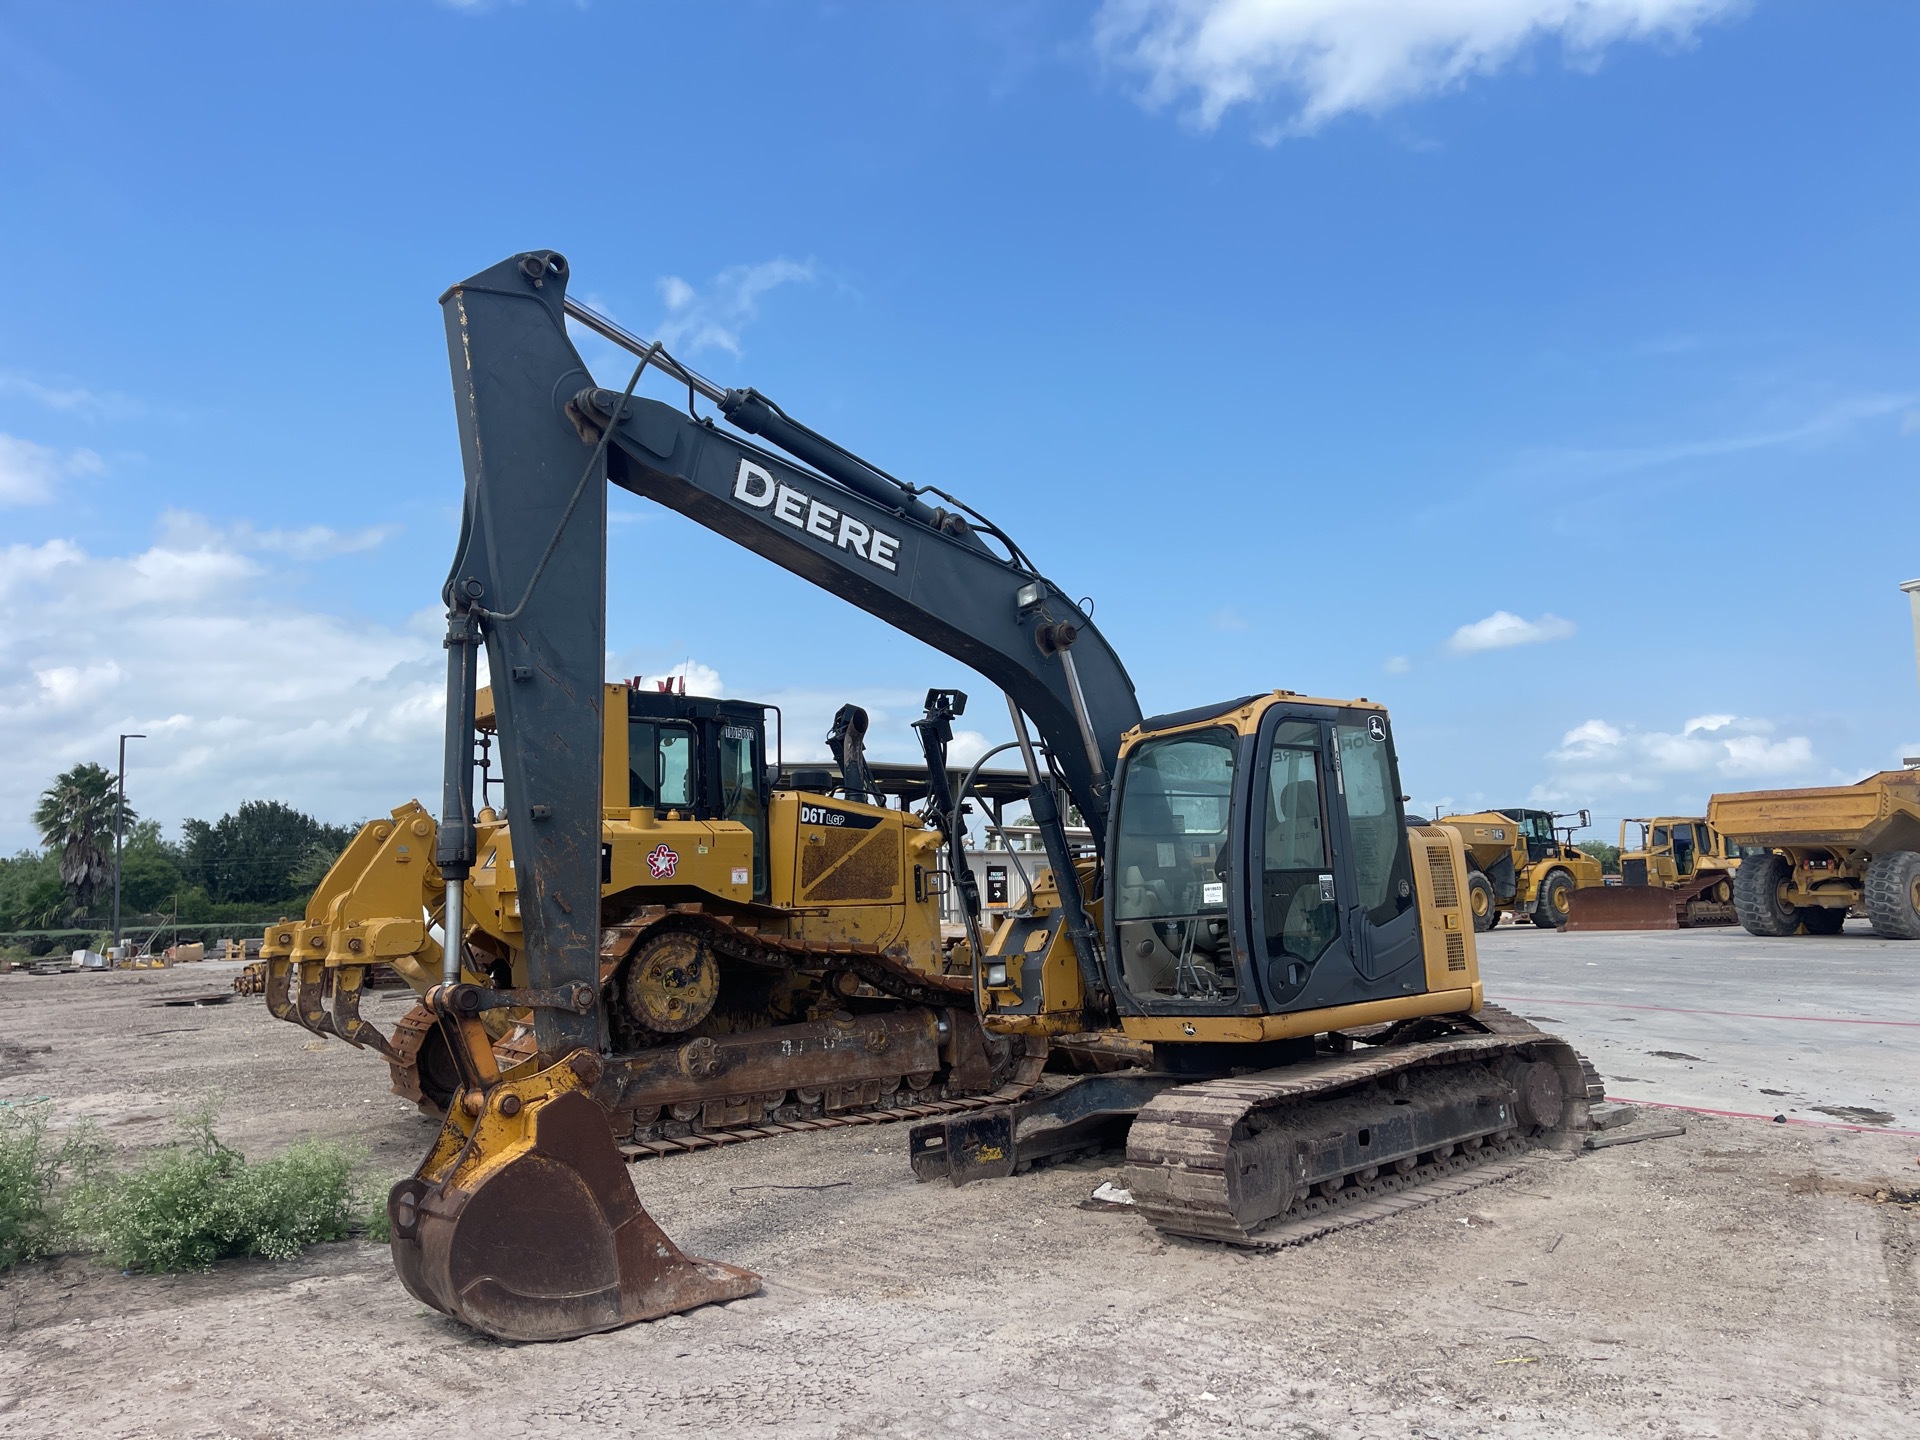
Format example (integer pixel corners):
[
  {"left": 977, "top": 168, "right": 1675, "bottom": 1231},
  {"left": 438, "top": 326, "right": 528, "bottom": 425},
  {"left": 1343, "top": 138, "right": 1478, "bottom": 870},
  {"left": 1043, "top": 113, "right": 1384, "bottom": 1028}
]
[{"left": 1445, "top": 932, "right": 1468, "bottom": 972}]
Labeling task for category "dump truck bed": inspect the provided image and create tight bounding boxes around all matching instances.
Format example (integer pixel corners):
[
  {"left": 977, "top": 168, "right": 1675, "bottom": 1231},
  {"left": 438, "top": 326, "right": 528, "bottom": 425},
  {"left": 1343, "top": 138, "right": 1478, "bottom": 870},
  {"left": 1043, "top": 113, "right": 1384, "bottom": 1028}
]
[{"left": 1709, "top": 771, "right": 1920, "bottom": 850}]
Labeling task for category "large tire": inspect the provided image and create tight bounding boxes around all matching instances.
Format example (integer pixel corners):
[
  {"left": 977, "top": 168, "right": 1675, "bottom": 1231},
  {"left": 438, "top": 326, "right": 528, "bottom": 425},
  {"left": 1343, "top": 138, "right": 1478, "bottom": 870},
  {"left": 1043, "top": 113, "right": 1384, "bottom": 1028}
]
[
  {"left": 1531, "top": 870, "right": 1574, "bottom": 929},
  {"left": 1467, "top": 871, "right": 1497, "bottom": 933},
  {"left": 1865, "top": 850, "right": 1920, "bottom": 940},
  {"left": 1733, "top": 852, "right": 1799, "bottom": 937},
  {"left": 1800, "top": 906, "right": 1847, "bottom": 936}
]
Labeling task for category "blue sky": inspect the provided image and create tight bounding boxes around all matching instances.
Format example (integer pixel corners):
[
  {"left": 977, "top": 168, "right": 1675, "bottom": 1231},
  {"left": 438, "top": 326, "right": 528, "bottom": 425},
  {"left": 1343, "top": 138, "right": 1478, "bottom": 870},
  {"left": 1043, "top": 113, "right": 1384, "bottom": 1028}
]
[{"left": 1, "top": 0, "right": 1915, "bottom": 851}]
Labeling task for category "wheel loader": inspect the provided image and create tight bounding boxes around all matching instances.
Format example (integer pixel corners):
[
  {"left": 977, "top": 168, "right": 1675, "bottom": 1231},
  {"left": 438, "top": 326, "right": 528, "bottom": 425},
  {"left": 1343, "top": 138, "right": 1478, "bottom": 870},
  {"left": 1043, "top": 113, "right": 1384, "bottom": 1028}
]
[
  {"left": 377, "top": 250, "right": 1595, "bottom": 1343},
  {"left": 1434, "top": 807, "right": 1604, "bottom": 931},
  {"left": 258, "top": 677, "right": 1044, "bottom": 1132},
  {"left": 1709, "top": 770, "right": 1920, "bottom": 938},
  {"left": 1563, "top": 817, "right": 1751, "bottom": 931}
]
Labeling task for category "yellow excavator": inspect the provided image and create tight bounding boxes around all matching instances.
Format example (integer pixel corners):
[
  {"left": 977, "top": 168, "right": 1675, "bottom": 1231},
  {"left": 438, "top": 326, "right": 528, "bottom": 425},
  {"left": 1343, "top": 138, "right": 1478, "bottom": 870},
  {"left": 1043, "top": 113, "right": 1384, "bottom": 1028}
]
[{"left": 384, "top": 250, "right": 1596, "bottom": 1342}]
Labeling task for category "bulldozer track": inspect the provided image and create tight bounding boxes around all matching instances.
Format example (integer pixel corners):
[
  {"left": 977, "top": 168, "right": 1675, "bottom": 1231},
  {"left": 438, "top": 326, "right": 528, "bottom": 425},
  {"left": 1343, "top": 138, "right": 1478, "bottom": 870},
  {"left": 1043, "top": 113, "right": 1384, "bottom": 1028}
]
[
  {"left": 374, "top": 899, "right": 1047, "bottom": 1147},
  {"left": 618, "top": 1054, "right": 1049, "bottom": 1161},
  {"left": 1127, "top": 1005, "right": 1599, "bottom": 1246}
]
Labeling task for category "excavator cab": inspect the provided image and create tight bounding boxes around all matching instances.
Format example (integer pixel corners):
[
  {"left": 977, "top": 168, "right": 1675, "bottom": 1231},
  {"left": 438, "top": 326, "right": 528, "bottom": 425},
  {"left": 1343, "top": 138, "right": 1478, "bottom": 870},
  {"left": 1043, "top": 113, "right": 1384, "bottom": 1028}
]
[
  {"left": 978, "top": 695, "right": 1472, "bottom": 1043},
  {"left": 1108, "top": 700, "right": 1427, "bottom": 1018}
]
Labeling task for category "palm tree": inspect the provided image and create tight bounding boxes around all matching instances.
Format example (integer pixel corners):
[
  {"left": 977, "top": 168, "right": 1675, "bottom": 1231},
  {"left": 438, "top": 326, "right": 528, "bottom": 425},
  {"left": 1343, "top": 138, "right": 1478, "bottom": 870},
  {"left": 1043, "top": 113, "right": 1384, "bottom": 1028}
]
[{"left": 32, "top": 762, "right": 134, "bottom": 918}]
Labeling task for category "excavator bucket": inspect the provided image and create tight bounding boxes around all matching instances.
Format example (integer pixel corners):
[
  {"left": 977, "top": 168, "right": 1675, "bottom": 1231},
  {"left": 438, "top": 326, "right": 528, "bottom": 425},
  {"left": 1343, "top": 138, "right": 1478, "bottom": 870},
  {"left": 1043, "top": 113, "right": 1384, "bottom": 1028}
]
[
  {"left": 1566, "top": 872, "right": 1737, "bottom": 931},
  {"left": 388, "top": 1042, "right": 758, "bottom": 1342}
]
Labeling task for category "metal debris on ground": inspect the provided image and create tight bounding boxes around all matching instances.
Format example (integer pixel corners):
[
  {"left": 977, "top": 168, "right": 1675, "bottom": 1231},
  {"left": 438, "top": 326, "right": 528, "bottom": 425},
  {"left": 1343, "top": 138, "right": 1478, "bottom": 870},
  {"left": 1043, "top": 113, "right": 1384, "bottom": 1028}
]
[{"left": 1584, "top": 1124, "right": 1687, "bottom": 1150}]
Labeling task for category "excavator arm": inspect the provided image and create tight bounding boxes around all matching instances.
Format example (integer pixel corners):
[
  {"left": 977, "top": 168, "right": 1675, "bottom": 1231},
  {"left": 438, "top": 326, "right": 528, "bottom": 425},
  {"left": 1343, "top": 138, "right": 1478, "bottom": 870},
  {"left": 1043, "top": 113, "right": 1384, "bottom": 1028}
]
[{"left": 395, "top": 248, "right": 1137, "bottom": 1340}]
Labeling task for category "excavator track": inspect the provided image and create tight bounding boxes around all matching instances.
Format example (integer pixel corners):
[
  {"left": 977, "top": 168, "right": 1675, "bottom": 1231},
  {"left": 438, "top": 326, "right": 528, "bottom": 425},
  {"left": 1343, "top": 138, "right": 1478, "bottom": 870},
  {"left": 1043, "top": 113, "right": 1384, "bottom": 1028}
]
[{"left": 1126, "top": 1006, "right": 1600, "bottom": 1247}]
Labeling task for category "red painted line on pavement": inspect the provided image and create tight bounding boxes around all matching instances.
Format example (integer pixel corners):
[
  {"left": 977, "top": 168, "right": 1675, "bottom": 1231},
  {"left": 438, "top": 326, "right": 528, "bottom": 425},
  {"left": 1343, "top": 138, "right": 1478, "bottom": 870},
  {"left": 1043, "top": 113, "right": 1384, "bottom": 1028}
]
[
  {"left": 1603, "top": 1095, "right": 1920, "bottom": 1138},
  {"left": 1491, "top": 995, "right": 1920, "bottom": 1028}
]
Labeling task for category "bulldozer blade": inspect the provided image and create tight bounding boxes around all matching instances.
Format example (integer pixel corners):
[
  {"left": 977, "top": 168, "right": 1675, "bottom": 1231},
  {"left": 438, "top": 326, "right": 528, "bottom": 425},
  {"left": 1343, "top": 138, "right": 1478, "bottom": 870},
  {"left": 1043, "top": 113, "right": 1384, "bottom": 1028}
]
[
  {"left": 1565, "top": 885, "right": 1686, "bottom": 931},
  {"left": 1566, "top": 873, "right": 1737, "bottom": 932},
  {"left": 389, "top": 1067, "right": 758, "bottom": 1342}
]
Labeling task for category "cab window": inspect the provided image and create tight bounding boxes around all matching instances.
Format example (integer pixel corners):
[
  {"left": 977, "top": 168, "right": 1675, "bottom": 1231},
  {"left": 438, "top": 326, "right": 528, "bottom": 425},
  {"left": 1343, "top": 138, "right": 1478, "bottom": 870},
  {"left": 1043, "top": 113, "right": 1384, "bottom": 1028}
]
[
  {"left": 718, "top": 722, "right": 768, "bottom": 898},
  {"left": 1112, "top": 728, "right": 1238, "bottom": 1003},
  {"left": 1335, "top": 722, "right": 1415, "bottom": 925},
  {"left": 629, "top": 720, "right": 697, "bottom": 811},
  {"left": 1261, "top": 721, "right": 1337, "bottom": 974}
]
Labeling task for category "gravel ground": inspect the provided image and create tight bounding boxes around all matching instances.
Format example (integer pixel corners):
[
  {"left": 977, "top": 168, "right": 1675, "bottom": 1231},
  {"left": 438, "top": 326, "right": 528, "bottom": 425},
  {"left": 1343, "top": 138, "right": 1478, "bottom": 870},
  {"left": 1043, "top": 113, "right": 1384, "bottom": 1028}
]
[{"left": 1, "top": 958, "right": 1915, "bottom": 1439}]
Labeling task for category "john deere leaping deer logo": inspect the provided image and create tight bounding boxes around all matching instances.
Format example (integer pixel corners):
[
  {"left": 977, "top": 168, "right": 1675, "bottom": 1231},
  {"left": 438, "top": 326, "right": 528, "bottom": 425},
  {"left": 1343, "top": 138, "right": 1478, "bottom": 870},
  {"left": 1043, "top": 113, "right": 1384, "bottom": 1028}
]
[{"left": 646, "top": 844, "right": 679, "bottom": 880}]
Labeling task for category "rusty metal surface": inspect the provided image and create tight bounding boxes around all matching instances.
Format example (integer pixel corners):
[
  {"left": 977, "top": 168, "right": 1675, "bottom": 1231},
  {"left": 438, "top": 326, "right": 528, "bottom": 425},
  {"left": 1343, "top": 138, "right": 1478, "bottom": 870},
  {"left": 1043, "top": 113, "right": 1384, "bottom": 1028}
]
[
  {"left": 1124, "top": 1007, "right": 1598, "bottom": 1246},
  {"left": 391, "top": 1085, "right": 757, "bottom": 1342},
  {"left": 1566, "top": 872, "right": 1737, "bottom": 931}
]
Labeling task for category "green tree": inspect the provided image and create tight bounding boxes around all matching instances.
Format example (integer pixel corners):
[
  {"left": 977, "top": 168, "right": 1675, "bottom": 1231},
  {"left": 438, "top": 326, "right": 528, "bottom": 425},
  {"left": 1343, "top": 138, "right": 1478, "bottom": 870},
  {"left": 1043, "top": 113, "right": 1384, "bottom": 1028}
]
[
  {"left": 117, "top": 820, "right": 188, "bottom": 915},
  {"left": 181, "top": 801, "right": 355, "bottom": 908},
  {"left": 0, "top": 850, "right": 66, "bottom": 931},
  {"left": 32, "top": 763, "right": 134, "bottom": 918},
  {"left": 1579, "top": 841, "right": 1621, "bottom": 875}
]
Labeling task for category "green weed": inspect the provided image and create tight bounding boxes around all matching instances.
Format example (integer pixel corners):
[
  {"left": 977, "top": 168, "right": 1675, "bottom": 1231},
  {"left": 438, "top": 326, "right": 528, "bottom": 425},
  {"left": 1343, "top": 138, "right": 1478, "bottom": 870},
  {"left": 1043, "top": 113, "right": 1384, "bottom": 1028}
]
[
  {"left": 0, "top": 1103, "right": 105, "bottom": 1269},
  {"left": 71, "top": 1103, "right": 358, "bottom": 1272}
]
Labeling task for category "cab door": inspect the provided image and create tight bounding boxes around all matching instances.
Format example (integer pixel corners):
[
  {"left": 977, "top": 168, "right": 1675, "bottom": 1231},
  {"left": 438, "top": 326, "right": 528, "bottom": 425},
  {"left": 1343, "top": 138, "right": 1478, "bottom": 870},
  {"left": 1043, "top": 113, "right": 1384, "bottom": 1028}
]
[{"left": 1250, "top": 707, "right": 1426, "bottom": 1013}]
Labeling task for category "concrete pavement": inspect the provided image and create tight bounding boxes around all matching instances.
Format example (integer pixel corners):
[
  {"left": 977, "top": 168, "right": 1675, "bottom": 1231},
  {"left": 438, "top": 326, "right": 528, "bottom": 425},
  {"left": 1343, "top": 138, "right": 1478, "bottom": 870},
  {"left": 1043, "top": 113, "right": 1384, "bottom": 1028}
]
[{"left": 1478, "top": 918, "right": 1920, "bottom": 1131}]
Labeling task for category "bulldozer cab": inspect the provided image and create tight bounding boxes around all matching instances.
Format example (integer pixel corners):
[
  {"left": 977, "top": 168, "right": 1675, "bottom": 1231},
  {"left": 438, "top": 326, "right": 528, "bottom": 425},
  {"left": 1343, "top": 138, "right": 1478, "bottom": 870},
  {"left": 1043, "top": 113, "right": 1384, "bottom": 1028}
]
[
  {"left": 1101, "top": 695, "right": 1466, "bottom": 1030},
  {"left": 1620, "top": 817, "right": 1733, "bottom": 887},
  {"left": 620, "top": 687, "right": 772, "bottom": 901}
]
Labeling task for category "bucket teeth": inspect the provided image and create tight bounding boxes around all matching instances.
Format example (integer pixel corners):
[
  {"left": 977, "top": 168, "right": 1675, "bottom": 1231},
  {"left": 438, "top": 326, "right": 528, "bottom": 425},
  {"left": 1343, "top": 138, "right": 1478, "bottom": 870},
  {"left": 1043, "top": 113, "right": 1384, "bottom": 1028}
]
[{"left": 389, "top": 1053, "right": 759, "bottom": 1342}]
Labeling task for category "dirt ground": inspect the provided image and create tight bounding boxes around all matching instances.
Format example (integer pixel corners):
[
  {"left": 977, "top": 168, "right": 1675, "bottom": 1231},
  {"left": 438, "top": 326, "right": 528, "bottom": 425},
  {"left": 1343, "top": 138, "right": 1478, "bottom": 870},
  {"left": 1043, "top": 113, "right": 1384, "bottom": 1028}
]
[{"left": 2, "top": 961, "right": 1916, "bottom": 1439}]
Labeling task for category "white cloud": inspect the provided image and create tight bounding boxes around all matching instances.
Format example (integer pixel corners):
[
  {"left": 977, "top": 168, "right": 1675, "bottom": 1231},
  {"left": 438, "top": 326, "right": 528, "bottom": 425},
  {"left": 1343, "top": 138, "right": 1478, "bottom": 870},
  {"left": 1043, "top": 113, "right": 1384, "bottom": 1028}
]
[
  {"left": 1382, "top": 654, "right": 1411, "bottom": 675},
  {"left": 0, "top": 524, "right": 440, "bottom": 851},
  {"left": 150, "top": 508, "right": 399, "bottom": 560},
  {"left": 0, "top": 372, "right": 150, "bottom": 422},
  {"left": 0, "top": 432, "right": 104, "bottom": 506},
  {"left": 1512, "top": 392, "right": 1916, "bottom": 483},
  {"left": 1548, "top": 712, "right": 1819, "bottom": 790},
  {"left": 1094, "top": 0, "right": 1742, "bottom": 134},
  {"left": 1211, "top": 606, "right": 1249, "bottom": 632},
  {"left": 654, "top": 259, "right": 816, "bottom": 357},
  {"left": 1446, "top": 609, "right": 1576, "bottom": 654}
]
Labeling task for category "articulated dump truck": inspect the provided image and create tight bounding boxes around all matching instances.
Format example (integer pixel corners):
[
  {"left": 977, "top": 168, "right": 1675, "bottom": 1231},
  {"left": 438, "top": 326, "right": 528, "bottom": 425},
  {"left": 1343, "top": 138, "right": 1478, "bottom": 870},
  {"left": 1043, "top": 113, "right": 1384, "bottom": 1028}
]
[
  {"left": 1709, "top": 770, "right": 1920, "bottom": 938},
  {"left": 1433, "top": 808, "right": 1604, "bottom": 932},
  {"left": 261, "top": 679, "right": 1046, "bottom": 1143}
]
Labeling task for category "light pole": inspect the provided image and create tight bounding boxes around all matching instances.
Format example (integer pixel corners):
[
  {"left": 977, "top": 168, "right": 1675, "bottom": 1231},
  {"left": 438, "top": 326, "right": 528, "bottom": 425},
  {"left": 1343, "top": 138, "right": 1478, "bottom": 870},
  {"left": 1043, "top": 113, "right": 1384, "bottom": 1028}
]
[{"left": 111, "top": 732, "right": 146, "bottom": 958}]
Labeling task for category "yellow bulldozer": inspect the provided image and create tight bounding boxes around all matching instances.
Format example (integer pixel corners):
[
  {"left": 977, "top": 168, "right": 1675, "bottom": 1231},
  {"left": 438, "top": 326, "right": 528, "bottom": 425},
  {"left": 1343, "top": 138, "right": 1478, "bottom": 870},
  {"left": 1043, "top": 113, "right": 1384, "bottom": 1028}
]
[
  {"left": 1709, "top": 771, "right": 1920, "bottom": 938},
  {"left": 1563, "top": 817, "right": 1751, "bottom": 931},
  {"left": 261, "top": 677, "right": 1045, "bottom": 1138},
  {"left": 1434, "top": 807, "right": 1605, "bottom": 931}
]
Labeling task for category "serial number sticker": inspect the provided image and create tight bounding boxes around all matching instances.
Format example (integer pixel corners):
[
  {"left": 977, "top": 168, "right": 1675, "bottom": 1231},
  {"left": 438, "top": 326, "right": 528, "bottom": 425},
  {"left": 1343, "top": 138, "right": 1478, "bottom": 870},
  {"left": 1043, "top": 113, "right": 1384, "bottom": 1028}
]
[{"left": 1202, "top": 881, "right": 1225, "bottom": 905}]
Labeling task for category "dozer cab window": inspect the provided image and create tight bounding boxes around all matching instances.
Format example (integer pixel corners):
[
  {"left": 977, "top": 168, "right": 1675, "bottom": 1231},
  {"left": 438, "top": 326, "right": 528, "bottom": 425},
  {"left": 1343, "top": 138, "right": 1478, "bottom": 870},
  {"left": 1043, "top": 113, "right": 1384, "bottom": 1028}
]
[
  {"left": 1112, "top": 727, "right": 1239, "bottom": 1003},
  {"left": 1260, "top": 721, "right": 1337, "bottom": 981},
  {"left": 1335, "top": 721, "right": 1416, "bottom": 927},
  {"left": 719, "top": 722, "right": 769, "bottom": 899},
  {"left": 1651, "top": 824, "right": 1670, "bottom": 852},
  {"left": 1671, "top": 824, "right": 1696, "bottom": 874},
  {"left": 629, "top": 720, "right": 697, "bottom": 812}
]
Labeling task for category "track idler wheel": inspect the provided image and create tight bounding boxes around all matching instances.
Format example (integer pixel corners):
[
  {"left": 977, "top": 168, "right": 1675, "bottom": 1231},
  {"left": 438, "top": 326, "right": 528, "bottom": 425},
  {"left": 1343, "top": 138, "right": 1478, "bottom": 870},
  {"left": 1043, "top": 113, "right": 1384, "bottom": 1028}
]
[{"left": 389, "top": 1049, "right": 758, "bottom": 1342}]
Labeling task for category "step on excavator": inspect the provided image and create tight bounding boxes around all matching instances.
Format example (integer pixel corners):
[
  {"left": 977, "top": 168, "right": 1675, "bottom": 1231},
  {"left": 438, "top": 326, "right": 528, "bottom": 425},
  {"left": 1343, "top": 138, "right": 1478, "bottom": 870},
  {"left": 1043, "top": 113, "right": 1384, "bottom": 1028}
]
[{"left": 391, "top": 250, "right": 1597, "bottom": 1343}]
